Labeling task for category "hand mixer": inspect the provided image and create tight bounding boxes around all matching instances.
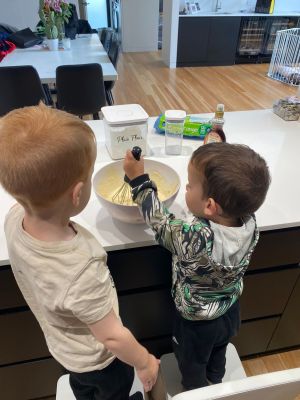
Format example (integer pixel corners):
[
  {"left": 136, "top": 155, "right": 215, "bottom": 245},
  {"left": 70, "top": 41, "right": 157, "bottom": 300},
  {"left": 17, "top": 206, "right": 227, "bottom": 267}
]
[{"left": 112, "top": 146, "right": 142, "bottom": 205}]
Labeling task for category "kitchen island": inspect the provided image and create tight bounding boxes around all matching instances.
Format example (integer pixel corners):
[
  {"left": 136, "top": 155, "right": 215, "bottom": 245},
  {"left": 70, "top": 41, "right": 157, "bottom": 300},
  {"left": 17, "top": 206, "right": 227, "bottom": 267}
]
[{"left": 0, "top": 109, "right": 300, "bottom": 399}]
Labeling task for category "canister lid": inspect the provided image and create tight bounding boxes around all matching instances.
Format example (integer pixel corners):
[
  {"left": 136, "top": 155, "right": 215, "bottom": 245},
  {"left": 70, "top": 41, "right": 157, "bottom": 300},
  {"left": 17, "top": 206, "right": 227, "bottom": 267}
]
[
  {"left": 101, "top": 104, "right": 149, "bottom": 124},
  {"left": 165, "top": 110, "right": 186, "bottom": 121}
]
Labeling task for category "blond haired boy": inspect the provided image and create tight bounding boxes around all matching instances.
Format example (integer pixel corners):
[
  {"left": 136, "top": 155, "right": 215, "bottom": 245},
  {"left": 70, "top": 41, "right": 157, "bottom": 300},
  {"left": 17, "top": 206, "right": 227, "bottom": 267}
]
[{"left": 0, "top": 104, "right": 159, "bottom": 400}]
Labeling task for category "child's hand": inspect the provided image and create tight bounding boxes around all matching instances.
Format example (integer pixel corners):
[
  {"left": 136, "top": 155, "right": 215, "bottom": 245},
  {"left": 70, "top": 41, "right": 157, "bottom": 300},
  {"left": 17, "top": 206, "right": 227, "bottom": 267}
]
[
  {"left": 123, "top": 149, "right": 145, "bottom": 181},
  {"left": 136, "top": 353, "right": 160, "bottom": 392}
]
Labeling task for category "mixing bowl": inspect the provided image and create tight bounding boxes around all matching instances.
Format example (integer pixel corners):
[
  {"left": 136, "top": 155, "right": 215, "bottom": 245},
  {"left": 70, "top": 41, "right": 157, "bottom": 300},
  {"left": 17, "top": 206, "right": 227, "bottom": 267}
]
[{"left": 93, "top": 159, "right": 180, "bottom": 224}]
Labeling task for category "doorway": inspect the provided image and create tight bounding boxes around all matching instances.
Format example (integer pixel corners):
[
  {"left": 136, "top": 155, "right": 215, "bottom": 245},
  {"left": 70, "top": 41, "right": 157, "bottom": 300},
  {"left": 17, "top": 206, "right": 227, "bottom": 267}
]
[{"left": 78, "top": 0, "right": 108, "bottom": 29}]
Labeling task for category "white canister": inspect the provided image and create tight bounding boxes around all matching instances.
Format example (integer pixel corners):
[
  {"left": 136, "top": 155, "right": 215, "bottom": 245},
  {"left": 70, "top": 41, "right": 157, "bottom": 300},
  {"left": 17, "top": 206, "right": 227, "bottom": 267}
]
[
  {"left": 165, "top": 109, "right": 186, "bottom": 155},
  {"left": 101, "top": 104, "right": 149, "bottom": 160}
]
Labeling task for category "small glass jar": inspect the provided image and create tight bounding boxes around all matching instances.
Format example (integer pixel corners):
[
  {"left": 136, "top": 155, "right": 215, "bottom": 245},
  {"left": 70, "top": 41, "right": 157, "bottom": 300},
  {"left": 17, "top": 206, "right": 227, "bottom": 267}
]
[{"left": 165, "top": 110, "right": 186, "bottom": 155}]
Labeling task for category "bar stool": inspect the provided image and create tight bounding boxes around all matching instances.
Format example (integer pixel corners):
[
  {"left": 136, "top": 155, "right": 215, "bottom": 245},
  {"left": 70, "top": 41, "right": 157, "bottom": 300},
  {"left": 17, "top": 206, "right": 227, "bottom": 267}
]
[{"left": 160, "top": 343, "right": 247, "bottom": 399}]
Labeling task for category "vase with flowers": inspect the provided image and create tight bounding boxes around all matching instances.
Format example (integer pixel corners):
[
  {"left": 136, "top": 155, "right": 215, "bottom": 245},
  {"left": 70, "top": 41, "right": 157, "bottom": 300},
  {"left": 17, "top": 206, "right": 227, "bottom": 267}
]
[{"left": 38, "top": 0, "right": 72, "bottom": 50}]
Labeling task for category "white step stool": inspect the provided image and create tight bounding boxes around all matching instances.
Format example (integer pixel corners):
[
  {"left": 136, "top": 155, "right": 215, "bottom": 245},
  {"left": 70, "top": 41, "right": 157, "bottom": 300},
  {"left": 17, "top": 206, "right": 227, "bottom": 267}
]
[
  {"left": 172, "top": 368, "right": 300, "bottom": 400},
  {"left": 160, "top": 343, "right": 247, "bottom": 399},
  {"left": 56, "top": 369, "right": 144, "bottom": 399}
]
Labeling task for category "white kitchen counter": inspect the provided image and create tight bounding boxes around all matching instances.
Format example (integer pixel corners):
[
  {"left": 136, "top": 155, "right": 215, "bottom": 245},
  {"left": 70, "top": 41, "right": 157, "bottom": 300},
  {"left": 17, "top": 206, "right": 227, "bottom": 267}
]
[{"left": 0, "top": 109, "right": 299, "bottom": 266}]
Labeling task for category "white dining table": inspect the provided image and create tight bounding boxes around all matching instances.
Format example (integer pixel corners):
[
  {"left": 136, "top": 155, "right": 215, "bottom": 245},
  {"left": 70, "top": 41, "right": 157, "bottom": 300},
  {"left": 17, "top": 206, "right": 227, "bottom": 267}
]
[{"left": 0, "top": 33, "right": 117, "bottom": 83}]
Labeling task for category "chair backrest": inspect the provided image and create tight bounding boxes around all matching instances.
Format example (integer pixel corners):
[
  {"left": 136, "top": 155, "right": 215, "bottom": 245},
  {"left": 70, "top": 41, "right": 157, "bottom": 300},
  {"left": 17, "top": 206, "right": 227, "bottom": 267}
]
[
  {"left": 104, "top": 34, "right": 120, "bottom": 95},
  {"left": 100, "top": 27, "right": 114, "bottom": 45},
  {"left": 172, "top": 368, "right": 300, "bottom": 400},
  {"left": 64, "top": 3, "right": 79, "bottom": 39},
  {"left": 103, "top": 29, "right": 114, "bottom": 53},
  {"left": 0, "top": 65, "right": 47, "bottom": 117},
  {"left": 108, "top": 33, "right": 120, "bottom": 67},
  {"left": 77, "top": 19, "right": 94, "bottom": 34},
  {"left": 56, "top": 63, "right": 106, "bottom": 117}
]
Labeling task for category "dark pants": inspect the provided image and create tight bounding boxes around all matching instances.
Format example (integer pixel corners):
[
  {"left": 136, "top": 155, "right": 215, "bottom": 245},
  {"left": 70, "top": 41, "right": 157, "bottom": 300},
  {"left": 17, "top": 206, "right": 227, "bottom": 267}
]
[
  {"left": 172, "top": 300, "right": 240, "bottom": 390},
  {"left": 69, "top": 358, "right": 134, "bottom": 400}
]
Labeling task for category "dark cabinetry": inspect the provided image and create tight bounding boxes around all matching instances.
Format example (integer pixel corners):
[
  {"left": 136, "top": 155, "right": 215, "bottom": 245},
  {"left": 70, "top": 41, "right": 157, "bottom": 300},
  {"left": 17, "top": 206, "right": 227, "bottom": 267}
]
[
  {"left": 268, "top": 274, "right": 300, "bottom": 351},
  {"left": 109, "top": 229, "right": 300, "bottom": 358},
  {"left": 0, "top": 267, "right": 64, "bottom": 400},
  {"left": 1, "top": 228, "right": 300, "bottom": 398},
  {"left": 177, "top": 17, "right": 241, "bottom": 67},
  {"left": 177, "top": 15, "right": 300, "bottom": 67}
]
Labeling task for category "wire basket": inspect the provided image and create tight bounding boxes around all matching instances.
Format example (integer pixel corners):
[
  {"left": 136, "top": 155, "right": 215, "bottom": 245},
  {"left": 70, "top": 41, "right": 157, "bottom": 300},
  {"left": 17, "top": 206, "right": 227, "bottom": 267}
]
[{"left": 267, "top": 28, "right": 300, "bottom": 86}]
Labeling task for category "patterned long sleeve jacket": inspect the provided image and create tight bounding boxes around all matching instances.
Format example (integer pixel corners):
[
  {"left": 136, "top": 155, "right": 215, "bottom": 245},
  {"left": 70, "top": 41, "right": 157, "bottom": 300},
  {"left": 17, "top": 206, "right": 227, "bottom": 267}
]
[{"left": 130, "top": 174, "right": 259, "bottom": 321}]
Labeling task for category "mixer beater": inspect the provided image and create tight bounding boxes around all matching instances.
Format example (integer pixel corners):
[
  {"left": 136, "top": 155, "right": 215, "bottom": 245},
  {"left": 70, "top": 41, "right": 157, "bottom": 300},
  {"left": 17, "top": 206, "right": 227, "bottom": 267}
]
[{"left": 112, "top": 146, "right": 142, "bottom": 205}]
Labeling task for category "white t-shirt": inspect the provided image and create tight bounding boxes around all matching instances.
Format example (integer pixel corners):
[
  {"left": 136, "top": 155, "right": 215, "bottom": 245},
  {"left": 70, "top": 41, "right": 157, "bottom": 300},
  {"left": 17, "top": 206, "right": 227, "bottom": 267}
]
[{"left": 5, "top": 204, "right": 118, "bottom": 373}]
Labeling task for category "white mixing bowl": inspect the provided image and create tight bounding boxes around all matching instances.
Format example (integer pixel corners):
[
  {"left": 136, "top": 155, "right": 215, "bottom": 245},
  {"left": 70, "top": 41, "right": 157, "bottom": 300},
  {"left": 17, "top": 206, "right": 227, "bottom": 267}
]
[{"left": 93, "top": 159, "right": 180, "bottom": 224}]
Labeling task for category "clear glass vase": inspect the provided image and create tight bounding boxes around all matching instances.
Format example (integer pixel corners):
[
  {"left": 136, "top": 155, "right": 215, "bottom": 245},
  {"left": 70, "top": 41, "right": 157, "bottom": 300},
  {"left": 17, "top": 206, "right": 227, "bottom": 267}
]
[{"left": 57, "top": 20, "right": 65, "bottom": 48}]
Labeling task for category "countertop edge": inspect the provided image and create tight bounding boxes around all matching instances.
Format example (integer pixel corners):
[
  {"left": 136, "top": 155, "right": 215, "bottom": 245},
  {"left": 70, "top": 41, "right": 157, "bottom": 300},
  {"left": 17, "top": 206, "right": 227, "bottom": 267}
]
[{"left": 179, "top": 12, "right": 300, "bottom": 17}]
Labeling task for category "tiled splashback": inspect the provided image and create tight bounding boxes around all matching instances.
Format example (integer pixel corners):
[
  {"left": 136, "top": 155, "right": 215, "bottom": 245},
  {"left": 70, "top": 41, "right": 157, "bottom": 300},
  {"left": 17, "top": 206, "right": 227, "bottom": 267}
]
[{"left": 179, "top": 0, "right": 300, "bottom": 13}]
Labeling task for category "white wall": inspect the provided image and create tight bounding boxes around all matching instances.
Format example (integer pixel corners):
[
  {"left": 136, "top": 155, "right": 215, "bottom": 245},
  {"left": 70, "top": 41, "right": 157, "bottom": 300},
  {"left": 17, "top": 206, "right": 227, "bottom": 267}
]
[
  {"left": 162, "top": 0, "right": 180, "bottom": 68},
  {"left": 0, "top": 0, "right": 79, "bottom": 31},
  {"left": 121, "top": 0, "right": 159, "bottom": 52},
  {"left": 87, "top": 0, "right": 108, "bottom": 29},
  {"left": 274, "top": 0, "right": 300, "bottom": 12}
]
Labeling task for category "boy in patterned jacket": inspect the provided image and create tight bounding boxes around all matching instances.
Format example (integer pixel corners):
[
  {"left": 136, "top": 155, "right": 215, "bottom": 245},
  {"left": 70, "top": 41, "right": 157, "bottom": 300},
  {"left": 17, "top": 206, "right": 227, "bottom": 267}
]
[{"left": 123, "top": 142, "right": 270, "bottom": 390}]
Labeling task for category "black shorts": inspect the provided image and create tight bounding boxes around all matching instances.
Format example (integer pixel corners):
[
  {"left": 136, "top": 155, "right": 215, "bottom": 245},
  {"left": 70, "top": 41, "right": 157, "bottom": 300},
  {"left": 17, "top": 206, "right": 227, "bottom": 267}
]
[
  {"left": 69, "top": 358, "right": 134, "bottom": 400},
  {"left": 172, "top": 300, "right": 240, "bottom": 390}
]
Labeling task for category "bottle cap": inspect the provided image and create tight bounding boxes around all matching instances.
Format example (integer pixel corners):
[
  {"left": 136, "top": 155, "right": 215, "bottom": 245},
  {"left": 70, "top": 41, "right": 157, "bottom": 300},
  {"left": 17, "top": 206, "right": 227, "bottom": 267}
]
[
  {"left": 216, "top": 104, "right": 224, "bottom": 111},
  {"left": 165, "top": 110, "right": 186, "bottom": 121}
]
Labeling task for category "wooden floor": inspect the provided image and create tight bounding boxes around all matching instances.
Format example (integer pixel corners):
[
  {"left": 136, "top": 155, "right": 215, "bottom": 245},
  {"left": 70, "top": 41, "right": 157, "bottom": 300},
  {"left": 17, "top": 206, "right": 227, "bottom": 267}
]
[
  {"left": 113, "top": 51, "right": 298, "bottom": 116},
  {"left": 242, "top": 349, "right": 300, "bottom": 399}
]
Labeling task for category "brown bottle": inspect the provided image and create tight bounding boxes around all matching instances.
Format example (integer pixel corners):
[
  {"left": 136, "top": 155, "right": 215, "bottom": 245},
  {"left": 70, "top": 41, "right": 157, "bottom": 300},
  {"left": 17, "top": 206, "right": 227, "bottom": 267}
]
[{"left": 203, "top": 128, "right": 226, "bottom": 144}]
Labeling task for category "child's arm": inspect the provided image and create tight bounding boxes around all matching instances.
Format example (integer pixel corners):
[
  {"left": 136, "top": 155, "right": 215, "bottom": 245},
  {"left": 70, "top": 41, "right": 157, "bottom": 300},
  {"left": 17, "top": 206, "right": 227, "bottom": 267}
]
[
  {"left": 88, "top": 308, "right": 159, "bottom": 392},
  {"left": 124, "top": 151, "right": 207, "bottom": 259}
]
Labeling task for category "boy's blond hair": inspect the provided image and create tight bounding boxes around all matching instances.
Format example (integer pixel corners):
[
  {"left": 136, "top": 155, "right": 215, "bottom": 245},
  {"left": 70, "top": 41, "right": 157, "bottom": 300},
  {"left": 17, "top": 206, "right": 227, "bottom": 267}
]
[{"left": 0, "top": 103, "right": 95, "bottom": 208}]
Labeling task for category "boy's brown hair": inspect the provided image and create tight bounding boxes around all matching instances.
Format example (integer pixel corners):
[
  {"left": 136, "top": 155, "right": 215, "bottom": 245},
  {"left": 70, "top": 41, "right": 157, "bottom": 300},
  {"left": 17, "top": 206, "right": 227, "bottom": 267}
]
[
  {"left": 0, "top": 103, "right": 95, "bottom": 208},
  {"left": 191, "top": 142, "right": 271, "bottom": 218}
]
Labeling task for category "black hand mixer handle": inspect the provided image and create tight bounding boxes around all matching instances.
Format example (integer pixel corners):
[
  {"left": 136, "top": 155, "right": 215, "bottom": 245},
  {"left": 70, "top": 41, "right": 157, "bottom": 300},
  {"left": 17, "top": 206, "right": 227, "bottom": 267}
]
[
  {"left": 124, "top": 146, "right": 142, "bottom": 184},
  {"left": 132, "top": 146, "right": 142, "bottom": 161}
]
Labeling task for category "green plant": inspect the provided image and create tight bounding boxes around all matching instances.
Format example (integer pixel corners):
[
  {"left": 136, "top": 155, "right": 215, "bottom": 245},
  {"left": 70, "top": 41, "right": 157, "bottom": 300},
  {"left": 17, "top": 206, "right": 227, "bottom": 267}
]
[{"left": 38, "top": 0, "right": 72, "bottom": 40}]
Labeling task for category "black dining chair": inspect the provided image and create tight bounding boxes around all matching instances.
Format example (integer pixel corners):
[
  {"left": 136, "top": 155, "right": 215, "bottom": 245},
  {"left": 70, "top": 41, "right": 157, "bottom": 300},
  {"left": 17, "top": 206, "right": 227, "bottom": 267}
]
[
  {"left": 102, "top": 28, "right": 115, "bottom": 53},
  {"left": 56, "top": 63, "right": 106, "bottom": 119},
  {"left": 99, "top": 27, "right": 114, "bottom": 46},
  {"left": 0, "top": 65, "right": 49, "bottom": 117},
  {"left": 104, "top": 34, "right": 120, "bottom": 105}
]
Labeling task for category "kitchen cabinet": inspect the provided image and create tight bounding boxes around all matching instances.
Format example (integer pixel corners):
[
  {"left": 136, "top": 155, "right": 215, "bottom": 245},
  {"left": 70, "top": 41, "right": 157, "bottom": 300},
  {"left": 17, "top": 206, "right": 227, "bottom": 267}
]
[
  {"left": 268, "top": 274, "right": 300, "bottom": 351},
  {"left": 177, "top": 17, "right": 241, "bottom": 66},
  {"left": 2, "top": 228, "right": 300, "bottom": 398},
  {"left": 176, "top": 15, "right": 299, "bottom": 67},
  {"left": 0, "top": 267, "right": 65, "bottom": 400},
  {"left": 110, "top": 228, "right": 300, "bottom": 358}
]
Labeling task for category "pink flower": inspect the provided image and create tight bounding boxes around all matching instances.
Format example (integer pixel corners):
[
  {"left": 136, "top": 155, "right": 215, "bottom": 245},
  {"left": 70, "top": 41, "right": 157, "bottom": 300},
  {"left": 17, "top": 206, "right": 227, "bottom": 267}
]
[{"left": 52, "top": 0, "right": 62, "bottom": 12}]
